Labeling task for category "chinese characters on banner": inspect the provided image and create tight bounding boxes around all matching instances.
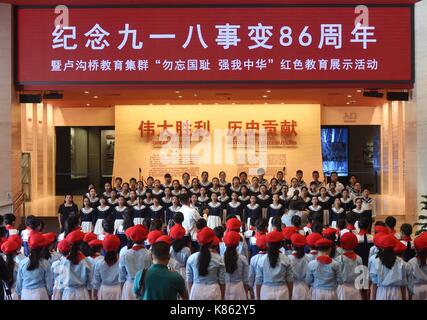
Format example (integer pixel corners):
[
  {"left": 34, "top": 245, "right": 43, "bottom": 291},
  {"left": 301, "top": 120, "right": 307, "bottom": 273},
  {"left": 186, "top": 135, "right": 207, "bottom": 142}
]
[
  {"left": 138, "top": 119, "right": 298, "bottom": 147},
  {"left": 17, "top": 7, "right": 413, "bottom": 84}
]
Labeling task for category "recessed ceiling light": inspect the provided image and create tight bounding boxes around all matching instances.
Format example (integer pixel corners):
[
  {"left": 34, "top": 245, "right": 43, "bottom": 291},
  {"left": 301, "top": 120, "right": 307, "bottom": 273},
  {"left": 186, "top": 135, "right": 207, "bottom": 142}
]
[
  {"left": 357, "top": 89, "right": 362, "bottom": 93},
  {"left": 231, "top": 102, "right": 236, "bottom": 105},
  {"left": 86, "top": 103, "right": 90, "bottom": 107},
  {"left": 194, "top": 93, "right": 198, "bottom": 97},
  {"left": 262, "top": 95, "right": 268, "bottom": 98},
  {"left": 346, "top": 102, "right": 350, "bottom": 105},
  {"left": 264, "top": 102, "right": 268, "bottom": 105},
  {"left": 175, "top": 91, "right": 180, "bottom": 94},
  {"left": 281, "top": 102, "right": 285, "bottom": 104},
  {"left": 93, "top": 96, "right": 98, "bottom": 99},
  {"left": 266, "top": 90, "right": 271, "bottom": 93},
  {"left": 84, "top": 91, "right": 90, "bottom": 94},
  {"left": 347, "top": 95, "right": 352, "bottom": 98},
  {"left": 178, "top": 95, "right": 183, "bottom": 98}
]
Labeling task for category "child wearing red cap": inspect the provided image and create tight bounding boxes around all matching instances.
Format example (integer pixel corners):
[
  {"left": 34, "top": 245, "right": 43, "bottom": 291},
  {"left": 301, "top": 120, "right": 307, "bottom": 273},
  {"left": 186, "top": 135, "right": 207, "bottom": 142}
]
[
  {"left": 288, "top": 233, "right": 311, "bottom": 300},
  {"left": 369, "top": 234, "right": 409, "bottom": 300},
  {"left": 186, "top": 227, "right": 225, "bottom": 300},
  {"left": 119, "top": 225, "right": 152, "bottom": 300},
  {"left": 335, "top": 232, "right": 363, "bottom": 300},
  {"left": 322, "top": 227, "right": 340, "bottom": 258},
  {"left": 248, "top": 219, "right": 268, "bottom": 260},
  {"left": 223, "top": 231, "right": 250, "bottom": 300},
  {"left": 51, "top": 240, "right": 70, "bottom": 300},
  {"left": 1, "top": 238, "right": 21, "bottom": 300},
  {"left": 93, "top": 234, "right": 122, "bottom": 300},
  {"left": 220, "top": 217, "right": 249, "bottom": 259},
  {"left": 60, "top": 230, "right": 92, "bottom": 300},
  {"left": 306, "top": 233, "right": 323, "bottom": 262},
  {"left": 255, "top": 230, "right": 294, "bottom": 300},
  {"left": 248, "top": 233, "right": 267, "bottom": 300},
  {"left": 407, "top": 233, "right": 427, "bottom": 300},
  {"left": 305, "top": 238, "right": 343, "bottom": 300},
  {"left": 168, "top": 224, "right": 191, "bottom": 281},
  {"left": 16, "top": 231, "right": 53, "bottom": 300}
]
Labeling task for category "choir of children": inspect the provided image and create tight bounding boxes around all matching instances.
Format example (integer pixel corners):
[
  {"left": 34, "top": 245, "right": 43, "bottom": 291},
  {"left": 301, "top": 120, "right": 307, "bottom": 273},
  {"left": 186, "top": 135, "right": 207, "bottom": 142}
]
[{"left": 0, "top": 170, "right": 426, "bottom": 300}]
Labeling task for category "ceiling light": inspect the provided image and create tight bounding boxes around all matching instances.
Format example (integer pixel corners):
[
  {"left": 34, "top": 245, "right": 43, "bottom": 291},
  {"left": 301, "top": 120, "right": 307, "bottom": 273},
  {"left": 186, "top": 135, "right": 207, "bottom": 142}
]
[
  {"left": 84, "top": 91, "right": 90, "bottom": 94},
  {"left": 194, "top": 93, "right": 198, "bottom": 97},
  {"left": 178, "top": 95, "right": 183, "bottom": 98},
  {"left": 86, "top": 103, "right": 90, "bottom": 107},
  {"left": 347, "top": 95, "right": 352, "bottom": 98},
  {"left": 266, "top": 90, "right": 271, "bottom": 93},
  {"left": 262, "top": 95, "right": 268, "bottom": 98},
  {"left": 93, "top": 96, "right": 98, "bottom": 99},
  {"left": 346, "top": 102, "right": 350, "bottom": 105},
  {"left": 357, "top": 89, "right": 362, "bottom": 93},
  {"left": 175, "top": 91, "right": 180, "bottom": 94}
]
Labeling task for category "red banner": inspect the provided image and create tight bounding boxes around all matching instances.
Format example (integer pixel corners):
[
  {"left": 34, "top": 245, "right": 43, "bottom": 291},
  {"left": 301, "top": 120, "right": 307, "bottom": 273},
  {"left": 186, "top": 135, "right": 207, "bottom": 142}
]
[{"left": 17, "top": 6, "right": 413, "bottom": 86}]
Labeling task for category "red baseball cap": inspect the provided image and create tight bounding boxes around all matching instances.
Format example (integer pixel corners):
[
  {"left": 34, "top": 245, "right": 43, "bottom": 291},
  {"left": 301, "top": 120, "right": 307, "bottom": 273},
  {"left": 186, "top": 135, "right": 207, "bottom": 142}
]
[
  {"left": 83, "top": 232, "right": 98, "bottom": 243},
  {"left": 197, "top": 227, "right": 215, "bottom": 245},
  {"left": 306, "top": 233, "right": 323, "bottom": 247},
  {"left": 315, "top": 238, "right": 333, "bottom": 248},
  {"left": 266, "top": 230, "right": 284, "bottom": 244},
  {"left": 57, "top": 240, "right": 71, "bottom": 254},
  {"left": 147, "top": 230, "right": 163, "bottom": 245},
  {"left": 169, "top": 224, "right": 186, "bottom": 240},
  {"left": 340, "top": 232, "right": 358, "bottom": 250},
  {"left": 226, "top": 218, "right": 242, "bottom": 231},
  {"left": 290, "top": 233, "right": 306, "bottom": 247},
  {"left": 282, "top": 226, "right": 297, "bottom": 240},
  {"left": 1, "top": 239, "right": 20, "bottom": 255},
  {"left": 155, "top": 235, "right": 173, "bottom": 245},
  {"left": 65, "top": 230, "right": 85, "bottom": 245},
  {"left": 103, "top": 234, "right": 121, "bottom": 252},
  {"left": 223, "top": 231, "right": 240, "bottom": 247}
]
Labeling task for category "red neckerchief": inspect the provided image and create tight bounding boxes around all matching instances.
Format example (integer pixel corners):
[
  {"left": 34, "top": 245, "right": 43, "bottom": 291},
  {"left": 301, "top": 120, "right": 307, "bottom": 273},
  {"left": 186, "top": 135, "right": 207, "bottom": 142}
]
[
  {"left": 343, "top": 251, "right": 357, "bottom": 260},
  {"left": 77, "top": 252, "right": 86, "bottom": 263},
  {"left": 249, "top": 226, "right": 255, "bottom": 231},
  {"left": 402, "top": 236, "right": 411, "bottom": 242},
  {"left": 132, "top": 245, "right": 144, "bottom": 251},
  {"left": 346, "top": 224, "right": 355, "bottom": 231},
  {"left": 317, "top": 256, "right": 333, "bottom": 264},
  {"left": 306, "top": 223, "right": 312, "bottom": 229},
  {"left": 358, "top": 229, "right": 367, "bottom": 236},
  {"left": 309, "top": 250, "right": 318, "bottom": 255},
  {"left": 5, "top": 225, "right": 14, "bottom": 230}
]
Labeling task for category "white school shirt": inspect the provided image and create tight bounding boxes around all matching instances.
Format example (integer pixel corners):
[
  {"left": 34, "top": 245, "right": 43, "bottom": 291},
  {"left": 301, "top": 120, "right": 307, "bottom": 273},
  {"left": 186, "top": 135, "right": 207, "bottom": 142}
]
[{"left": 180, "top": 204, "right": 201, "bottom": 241}]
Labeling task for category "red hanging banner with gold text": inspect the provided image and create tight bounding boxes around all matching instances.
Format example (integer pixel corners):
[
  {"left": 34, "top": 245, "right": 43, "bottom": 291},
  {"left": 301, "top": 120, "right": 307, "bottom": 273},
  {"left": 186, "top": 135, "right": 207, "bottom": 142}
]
[{"left": 17, "top": 5, "right": 413, "bottom": 86}]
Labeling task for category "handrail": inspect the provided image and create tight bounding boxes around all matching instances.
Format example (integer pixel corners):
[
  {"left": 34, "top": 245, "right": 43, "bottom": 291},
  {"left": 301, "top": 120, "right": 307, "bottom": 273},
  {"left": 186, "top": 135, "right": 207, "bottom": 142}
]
[{"left": 13, "top": 191, "right": 26, "bottom": 218}]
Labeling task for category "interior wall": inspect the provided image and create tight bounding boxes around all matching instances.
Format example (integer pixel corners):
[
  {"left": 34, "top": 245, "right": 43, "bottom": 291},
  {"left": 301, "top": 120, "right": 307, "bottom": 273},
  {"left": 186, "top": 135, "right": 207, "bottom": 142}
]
[
  {"left": 415, "top": 0, "right": 427, "bottom": 217},
  {"left": 53, "top": 107, "right": 115, "bottom": 126},
  {"left": 0, "top": 4, "right": 21, "bottom": 216},
  {"left": 21, "top": 103, "right": 54, "bottom": 200}
]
